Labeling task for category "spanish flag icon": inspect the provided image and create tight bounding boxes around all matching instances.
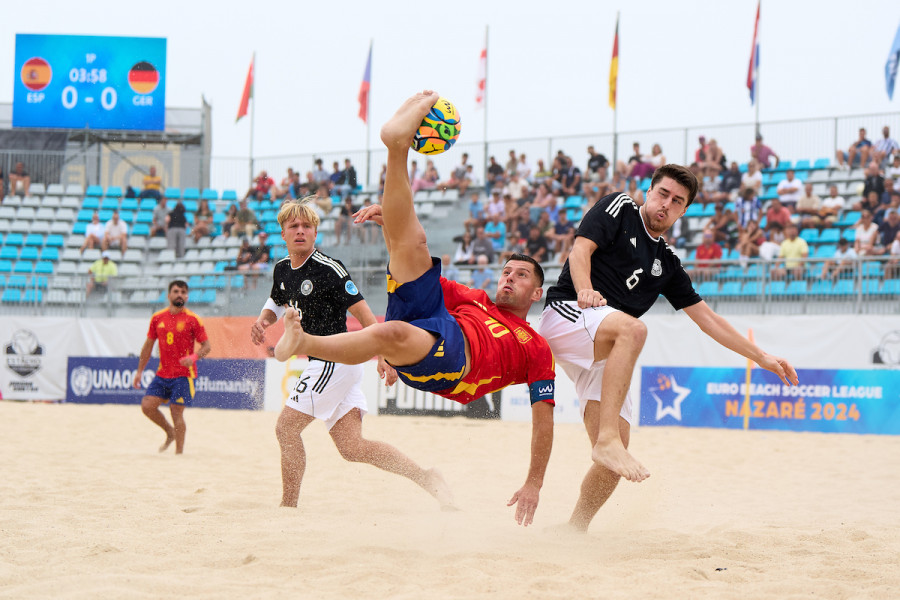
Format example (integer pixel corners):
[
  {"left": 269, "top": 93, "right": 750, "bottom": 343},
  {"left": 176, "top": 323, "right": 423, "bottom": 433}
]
[
  {"left": 21, "top": 57, "right": 51, "bottom": 91},
  {"left": 128, "top": 61, "right": 159, "bottom": 95}
]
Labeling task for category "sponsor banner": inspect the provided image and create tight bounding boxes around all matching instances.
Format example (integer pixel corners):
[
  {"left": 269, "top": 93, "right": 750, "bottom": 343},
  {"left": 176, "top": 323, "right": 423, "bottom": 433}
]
[
  {"left": 66, "top": 357, "right": 265, "bottom": 410},
  {"left": 500, "top": 376, "right": 583, "bottom": 424},
  {"left": 640, "top": 367, "right": 900, "bottom": 435},
  {"left": 0, "top": 319, "right": 84, "bottom": 400},
  {"left": 377, "top": 382, "right": 467, "bottom": 417}
]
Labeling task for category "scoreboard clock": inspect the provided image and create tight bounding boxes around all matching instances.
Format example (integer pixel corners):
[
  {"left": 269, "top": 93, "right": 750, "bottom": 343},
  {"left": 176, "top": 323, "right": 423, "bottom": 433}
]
[{"left": 13, "top": 34, "right": 167, "bottom": 131}]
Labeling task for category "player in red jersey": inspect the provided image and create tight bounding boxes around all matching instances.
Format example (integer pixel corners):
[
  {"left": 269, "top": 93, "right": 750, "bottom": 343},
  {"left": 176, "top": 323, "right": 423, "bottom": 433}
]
[
  {"left": 134, "top": 280, "right": 211, "bottom": 454},
  {"left": 275, "top": 91, "right": 556, "bottom": 526}
]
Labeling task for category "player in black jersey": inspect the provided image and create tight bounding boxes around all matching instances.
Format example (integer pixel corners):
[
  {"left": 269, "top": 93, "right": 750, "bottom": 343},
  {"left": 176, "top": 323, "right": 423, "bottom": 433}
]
[
  {"left": 250, "top": 200, "right": 453, "bottom": 509},
  {"left": 540, "top": 163, "right": 799, "bottom": 532}
]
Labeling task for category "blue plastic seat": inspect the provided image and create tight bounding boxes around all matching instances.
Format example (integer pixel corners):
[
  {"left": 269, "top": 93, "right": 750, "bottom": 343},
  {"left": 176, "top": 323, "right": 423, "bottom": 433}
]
[
  {"left": 34, "top": 262, "right": 53, "bottom": 275},
  {"left": 19, "top": 247, "right": 39, "bottom": 261},
  {"left": 221, "top": 190, "right": 238, "bottom": 201},
  {"left": 835, "top": 211, "right": 861, "bottom": 228},
  {"left": 833, "top": 280, "right": 855, "bottom": 295},
  {"left": 766, "top": 281, "right": 787, "bottom": 296},
  {"left": 201, "top": 189, "right": 219, "bottom": 201},
  {"left": 77, "top": 209, "right": 94, "bottom": 222},
  {"left": 818, "top": 228, "right": 841, "bottom": 244},
  {"left": 6, "top": 274, "right": 27, "bottom": 287},
  {"left": 98, "top": 210, "right": 114, "bottom": 222},
  {"left": 121, "top": 198, "right": 139, "bottom": 211},
  {"left": 13, "top": 261, "right": 34, "bottom": 274},
  {"left": 862, "top": 279, "right": 883, "bottom": 295},
  {"left": 23, "top": 289, "right": 43, "bottom": 303},
  {"left": 106, "top": 186, "right": 123, "bottom": 199},
  {"left": 200, "top": 289, "right": 216, "bottom": 304},
  {"left": 31, "top": 275, "right": 49, "bottom": 288},
  {"left": 1, "top": 289, "right": 21, "bottom": 303},
  {"left": 786, "top": 280, "right": 808, "bottom": 295},
  {"left": 793, "top": 159, "right": 811, "bottom": 172},
  {"left": 188, "top": 275, "right": 204, "bottom": 288},
  {"left": 741, "top": 281, "right": 763, "bottom": 296},
  {"left": 101, "top": 198, "right": 120, "bottom": 210},
  {"left": 82, "top": 197, "right": 100, "bottom": 209},
  {"left": 799, "top": 229, "right": 820, "bottom": 244},
  {"left": 135, "top": 211, "right": 154, "bottom": 224},
  {"left": 139, "top": 198, "right": 158, "bottom": 210},
  {"left": 862, "top": 261, "right": 883, "bottom": 278},
  {"left": 812, "top": 158, "right": 830, "bottom": 169},
  {"left": 24, "top": 234, "right": 43, "bottom": 247},
  {"left": 564, "top": 196, "right": 583, "bottom": 208},
  {"left": 132, "top": 223, "right": 151, "bottom": 236},
  {"left": 5, "top": 233, "right": 24, "bottom": 247},
  {"left": 697, "top": 281, "right": 719, "bottom": 297},
  {"left": 882, "top": 279, "right": 900, "bottom": 295},
  {"left": 165, "top": 188, "right": 182, "bottom": 199},
  {"left": 85, "top": 185, "right": 104, "bottom": 197},
  {"left": 45, "top": 234, "right": 64, "bottom": 248},
  {"left": 773, "top": 160, "right": 793, "bottom": 173},
  {"left": 120, "top": 210, "right": 135, "bottom": 223},
  {"left": 40, "top": 247, "right": 59, "bottom": 261},
  {"left": 0, "top": 260, "right": 13, "bottom": 274},
  {"left": 815, "top": 245, "right": 837, "bottom": 259},
  {"left": 72, "top": 222, "right": 87, "bottom": 235},
  {"left": 842, "top": 229, "right": 856, "bottom": 243},
  {"left": 810, "top": 280, "right": 833, "bottom": 295},
  {"left": 230, "top": 274, "right": 245, "bottom": 288},
  {"left": 0, "top": 247, "right": 18, "bottom": 260},
  {"left": 182, "top": 188, "right": 200, "bottom": 200},
  {"left": 719, "top": 281, "right": 743, "bottom": 297}
]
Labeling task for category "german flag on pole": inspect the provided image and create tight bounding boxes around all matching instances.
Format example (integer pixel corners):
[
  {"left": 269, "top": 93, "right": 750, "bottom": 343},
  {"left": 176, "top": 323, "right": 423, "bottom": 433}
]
[
  {"left": 21, "top": 57, "right": 51, "bottom": 91},
  {"left": 609, "top": 14, "right": 619, "bottom": 109},
  {"left": 128, "top": 61, "right": 159, "bottom": 95},
  {"left": 236, "top": 54, "right": 254, "bottom": 123}
]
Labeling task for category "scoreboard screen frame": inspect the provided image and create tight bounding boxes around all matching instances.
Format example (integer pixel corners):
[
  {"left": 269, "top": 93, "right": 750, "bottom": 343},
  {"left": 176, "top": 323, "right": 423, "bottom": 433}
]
[{"left": 12, "top": 33, "right": 167, "bottom": 132}]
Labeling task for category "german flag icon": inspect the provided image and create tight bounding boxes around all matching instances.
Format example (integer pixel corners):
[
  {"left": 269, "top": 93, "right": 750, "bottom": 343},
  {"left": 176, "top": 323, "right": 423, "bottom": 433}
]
[
  {"left": 21, "top": 57, "right": 52, "bottom": 91},
  {"left": 128, "top": 61, "right": 159, "bottom": 95}
]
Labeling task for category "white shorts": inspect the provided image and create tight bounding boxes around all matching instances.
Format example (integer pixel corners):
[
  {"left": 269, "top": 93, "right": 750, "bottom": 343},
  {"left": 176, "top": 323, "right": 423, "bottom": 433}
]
[
  {"left": 539, "top": 301, "right": 634, "bottom": 425},
  {"left": 285, "top": 360, "right": 367, "bottom": 430}
]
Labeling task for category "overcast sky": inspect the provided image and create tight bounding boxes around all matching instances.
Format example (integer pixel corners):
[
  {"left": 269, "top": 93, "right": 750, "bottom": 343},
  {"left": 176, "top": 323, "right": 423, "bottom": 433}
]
[{"left": 2, "top": 0, "right": 899, "bottom": 163}]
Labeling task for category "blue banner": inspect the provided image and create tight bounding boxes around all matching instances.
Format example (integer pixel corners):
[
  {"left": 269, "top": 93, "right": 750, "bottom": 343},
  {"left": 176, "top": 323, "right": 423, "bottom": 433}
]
[
  {"left": 13, "top": 34, "right": 166, "bottom": 131},
  {"left": 640, "top": 367, "right": 900, "bottom": 435},
  {"left": 66, "top": 357, "right": 264, "bottom": 410}
]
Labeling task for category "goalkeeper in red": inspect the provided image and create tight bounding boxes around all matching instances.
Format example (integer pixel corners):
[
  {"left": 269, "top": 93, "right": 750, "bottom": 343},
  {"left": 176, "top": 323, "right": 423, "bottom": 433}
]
[
  {"left": 134, "top": 279, "right": 211, "bottom": 454},
  {"left": 275, "top": 90, "right": 556, "bottom": 526}
]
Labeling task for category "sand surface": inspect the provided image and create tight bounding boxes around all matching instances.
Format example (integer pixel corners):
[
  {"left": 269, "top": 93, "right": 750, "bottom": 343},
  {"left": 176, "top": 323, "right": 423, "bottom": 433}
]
[{"left": 1, "top": 401, "right": 899, "bottom": 599}]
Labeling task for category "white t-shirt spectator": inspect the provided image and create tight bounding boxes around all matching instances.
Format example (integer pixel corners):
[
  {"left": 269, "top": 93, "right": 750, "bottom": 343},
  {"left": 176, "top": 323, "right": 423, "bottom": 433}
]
[
  {"left": 85, "top": 221, "right": 105, "bottom": 239},
  {"left": 776, "top": 177, "right": 803, "bottom": 205},
  {"left": 105, "top": 219, "right": 128, "bottom": 238},
  {"left": 485, "top": 198, "right": 505, "bottom": 218},
  {"left": 821, "top": 194, "right": 845, "bottom": 212},
  {"left": 855, "top": 222, "right": 879, "bottom": 247},
  {"left": 503, "top": 178, "right": 531, "bottom": 202},
  {"left": 833, "top": 246, "right": 857, "bottom": 261},
  {"left": 741, "top": 171, "right": 763, "bottom": 192}
]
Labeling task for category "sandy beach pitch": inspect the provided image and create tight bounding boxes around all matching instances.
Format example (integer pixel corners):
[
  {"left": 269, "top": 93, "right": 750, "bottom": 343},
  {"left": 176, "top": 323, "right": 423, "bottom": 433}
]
[{"left": 1, "top": 401, "right": 898, "bottom": 599}]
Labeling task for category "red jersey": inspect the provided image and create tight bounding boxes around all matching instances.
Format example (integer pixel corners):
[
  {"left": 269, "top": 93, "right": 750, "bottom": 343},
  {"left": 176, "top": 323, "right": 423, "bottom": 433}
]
[
  {"left": 438, "top": 278, "right": 555, "bottom": 405},
  {"left": 147, "top": 308, "right": 208, "bottom": 379},
  {"left": 695, "top": 242, "right": 722, "bottom": 267}
]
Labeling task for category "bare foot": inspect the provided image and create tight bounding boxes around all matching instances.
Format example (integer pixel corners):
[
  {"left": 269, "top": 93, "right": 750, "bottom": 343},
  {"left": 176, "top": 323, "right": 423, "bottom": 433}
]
[
  {"left": 423, "top": 468, "right": 458, "bottom": 511},
  {"left": 380, "top": 90, "right": 440, "bottom": 150},
  {"left": 159, "top": 431, "right": 175, "bottom": 453},
  {"left": 274, "top": 307, "right": 305, "bottom": 361},
  {"left": 591, "top": 438, "right": 650, "bottom": 482}
]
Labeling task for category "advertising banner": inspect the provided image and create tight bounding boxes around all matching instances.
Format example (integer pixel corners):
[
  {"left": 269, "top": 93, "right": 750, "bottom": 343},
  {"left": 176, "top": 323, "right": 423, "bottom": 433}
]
[
  {"left": 640, "top": 366, "right": 900, "bottom": 435},
  {"left": 66, "top": 357, "right": 265, "bottom": 410}
]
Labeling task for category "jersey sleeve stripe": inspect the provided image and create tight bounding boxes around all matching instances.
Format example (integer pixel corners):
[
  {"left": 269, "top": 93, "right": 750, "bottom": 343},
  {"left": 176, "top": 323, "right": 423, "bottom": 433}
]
[
  {"left": 605, "top": 193, "right": 636, "bottom": 218},
  {"left": 311, "top": 252, "right": 349, "bottom": 278},
  {"left": 550, "top": 301, "right": 580, "bottom": 323}
]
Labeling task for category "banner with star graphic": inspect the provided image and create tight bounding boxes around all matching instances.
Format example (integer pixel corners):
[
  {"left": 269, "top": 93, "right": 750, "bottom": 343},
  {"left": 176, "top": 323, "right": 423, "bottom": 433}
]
[{"left": 640, "top": 367, "right": 900, "bottom": 435}]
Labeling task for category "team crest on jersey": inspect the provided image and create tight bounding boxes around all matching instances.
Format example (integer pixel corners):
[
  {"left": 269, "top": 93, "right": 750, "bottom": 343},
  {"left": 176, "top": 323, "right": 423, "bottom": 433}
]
[
  {"left": 651, "top": 259, "right": 662, "bottom": 276},
  {"left": 514, "top": 327, "right": 532, "bottom": 344},
  {"left": 345, "top": 281, "right": 359, "bottom": 295},
  {"left": 301, "top": 280, "right": 313, "bottom": 295},
  {"left": 176, "top": 321, "right": 185, "bottom": 331}
]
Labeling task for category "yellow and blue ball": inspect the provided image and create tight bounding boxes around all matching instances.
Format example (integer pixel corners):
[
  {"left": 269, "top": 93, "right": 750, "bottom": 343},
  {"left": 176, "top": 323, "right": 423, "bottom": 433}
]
[{"left": 411, "top": 97, "right": 461, "bottom": 155}]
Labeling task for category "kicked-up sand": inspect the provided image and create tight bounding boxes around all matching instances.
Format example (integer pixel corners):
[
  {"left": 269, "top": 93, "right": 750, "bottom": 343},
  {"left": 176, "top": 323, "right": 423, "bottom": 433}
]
[{"left": 1, "top": 401, "right": 898, "bottom": 599}]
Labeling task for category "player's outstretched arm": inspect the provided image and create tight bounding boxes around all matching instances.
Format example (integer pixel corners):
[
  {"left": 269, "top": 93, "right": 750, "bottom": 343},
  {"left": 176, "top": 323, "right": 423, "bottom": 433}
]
[
  {"left": 507, "top": 401, "right": 554, "bottom": 526},
  {"left": 134, "top": 338, "right": 155, "bottom": 388},
  {"left": 683, "top": 301, "right": 799, "bottom": 386},
  {"left": 569, "top": 237, "right": 607, "bottom": 309}
]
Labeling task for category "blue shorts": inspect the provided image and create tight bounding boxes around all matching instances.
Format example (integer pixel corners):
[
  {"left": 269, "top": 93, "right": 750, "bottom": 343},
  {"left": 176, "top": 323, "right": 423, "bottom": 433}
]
[
  {"left": 385, "top": 257, "right": 467, "bottom": 393},
  {"left": 146, "top": 376, "right": 195, "bottom": 407}
]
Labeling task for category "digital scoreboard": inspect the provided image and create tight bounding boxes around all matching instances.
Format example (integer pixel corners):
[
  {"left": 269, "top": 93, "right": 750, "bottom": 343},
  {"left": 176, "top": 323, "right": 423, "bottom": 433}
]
[{"left": 13, "top": 34, "right": 167, "bottom": 131}]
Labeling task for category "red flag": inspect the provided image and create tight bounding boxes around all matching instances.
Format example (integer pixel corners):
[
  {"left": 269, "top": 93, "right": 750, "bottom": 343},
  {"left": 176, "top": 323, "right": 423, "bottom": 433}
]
[
  {"left": 358, "top": 42, "right": 372, "bottom": 123},
  {"left": 475, "top": 34, "right": 487, "bottom": 108},
  {"left": 747, "top": 1, "right": 760, "bottom": 105},
  {"left": 609, "top": 15, "right": 619, "bottom": 109},
  {"left": 236, "top": 55, "right": 254, "bottom": 123}
]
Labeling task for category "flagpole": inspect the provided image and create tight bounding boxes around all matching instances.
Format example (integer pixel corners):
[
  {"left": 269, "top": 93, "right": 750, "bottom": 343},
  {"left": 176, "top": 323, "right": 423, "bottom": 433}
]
[
  {"left": 755, "top": 2, "right": 760, "bottom": 137},
  {"left": 249, "top": 51, "right": 256, "bottom": 185},
  {"left": 482, "top": 25, "right": 489, "bottom": 188},
  {"left": 365, "top": 40, "right": 372, "bottom": 188}
]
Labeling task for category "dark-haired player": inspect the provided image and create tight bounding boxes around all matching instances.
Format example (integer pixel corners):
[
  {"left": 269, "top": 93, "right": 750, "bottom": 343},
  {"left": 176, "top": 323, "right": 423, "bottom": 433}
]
[
  {"left": 251, "top": 200, "right": 453, "bottom": 510},
  {"left": 539, "top": 163, "right": 799, "bottom": 531},
  {"left": 275, "top": 91, "right": 556, "bottom": 526},
  {"left": 134, "top": 280, "right": 211, "bottom": 454}
]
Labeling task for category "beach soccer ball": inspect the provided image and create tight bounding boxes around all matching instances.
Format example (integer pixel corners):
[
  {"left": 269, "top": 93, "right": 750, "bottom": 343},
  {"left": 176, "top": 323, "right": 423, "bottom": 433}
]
[{"left": 411, "top": 97, "right": 461, "bottom": 155}]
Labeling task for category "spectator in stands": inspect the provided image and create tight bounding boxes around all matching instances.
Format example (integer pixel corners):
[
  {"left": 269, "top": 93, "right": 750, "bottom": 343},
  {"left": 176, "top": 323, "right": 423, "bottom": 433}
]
[
  {"left": 342, "top": 159, "right": 358, "bottom": 197},
  {"left": 886, "top": 227, "right": 900, "bottom": 279},
  {"left": 835, "top": 127, "right": 872, "bottom": 171},
  {"left": 854, "top": 211, "right": 880, "bottom": 256},
  {"left": 86, "top": 251, "right": 118, "bottom": 296},
  {"left": 357, "top": 196, "right": 379, "bottom": 245},
  {"left": 334, "top": 196, "right": 357, "bottom": 245},
  {"left": 711, "top": 162, "right": 743, "bottom": 204},
  {"left": 466, "top": 254, "right": 493, "bottom": 291},
  {"left": 616, "top": 142, "right": 645, "bottom": 179},
  {"left": 312, "top": 185, "right": 332, "bottom": 215},
  {"left": 221, "top": 204, "right": 238, "bottom": 238},
  {"left": 873, "top": 126, "right": 900, "bottom": 167},
  {"left": 517, "top": 154, "right": 533, "bottom": 182},
  {"left": 706, "top": 204, "right": 739, "bottom": 249},
  {"left": 485, "top": 189, "right": 506, "bottom": 220},
  {"left": 8, "top": 162, "right": 31, "bottom": 197},
  {"left": 439, "top": 153, "right": 470, "bottom": 195},
  {"left": 821, "top": 238, "right": 858, "bottom": 282},
  {"left": 166, "top": 200, "right": 188, "bottom": 258},
  {"left": 329, "top": 161, "right": 344, "bottom": 194},
  {"left": 463, "top": 192, "right": 485, "bottom": 234},
  {"left": 533, "top": 159, "right": 553, "bottom": 186},
  {"left": 440, "top": 253, "right": 460, "bottom": 282},
  {"left": 525, "top": 224, "right": 550, "bottom": 263},
  {"left": 139, "top": 166, "right": 163, "bottom": 200},
  {"left": 771, "top": 223, "right": 809, "bottom": 280},
  {"left": 236, "top": 198, "right": 259, "bottom": 239},
  {"left": 471, "top": 226, "right": 496, "bottom": 263},
  {"left": 0, "top": 168, "right": 3, "bottom": 197},
  {"left": 856, "top": 190, "right": 882, "bottom": 216},
  {"left": 191, "top": 199, "right": 213, "bottom": 242},
  {"left": 80, "top": 211, "right": 105, "bottom": 254},
  {"left": 547, "top": 210, "right": 575, "bottom": 264},
  {"left": 311, "top": 159, "right": 330, "bottom": 186},
  {"left": 861, "top": 161, "right": 885, "bottom": 201},
  {"left": 505, "top": 149, "right": 518, "bottom": 177},
  {"left": 279, "top": 168, "right": 296, "bottom": 199},
  {"left": 245, "top": 170, "right": 276, "bottom": 201},
  {"left": 881, "top": 179, "right": 896, "bottom": 207},
  {"left": 758, "top": 229, "right": 783, "bottom": 262},
  {"left": 694, "top": 136, "right": 709, "bottom": 164},
  {"left": 149, "top": 198, "right": 168, "bottom": 238},
  {"left": 735, "top": 187, "right": 762, "bottom": 230},
  {"left": 453, "top": 230, "right": 475, "bottom": 265},
  {"left": 499, "top": 231, "right": 527, "bottom": 264},
  {"left": 776, "top": 169, "right": 803, "bottom": 210},
  {"left": 585, "top": 145, "right": 609, "bottom": 183},
  {"left": 626, "top": 178, "right": 644, "bottom": 205},
  {"left": 887, "top": 155, "right": 900, "bottom": 179},
  {"left": 485, "top": 156, "right": 505, "bottom": 194},
  {"left": 750, "top": 133, "right": 780, "bottom": 169},
  {"left": 410, "top": 160, "right": 439, "bottom": 194},
  {"left": 699, "top": 139, "right": 725, "bottom": 178},
  {"left": 736, "top": 219, "right": 765, "bottom": 266},
  {"left": 503, "top": 172, "right": 530, "bottom": 205},
  {"left": 102, "top": 210, "right": 129, "bottom": 255},
  {"left": 237, "top": 232, "right": 271, "bottom": 288},
  {"left": 484, "top": 214, "right": 507, "bottom": 254},
  {"left": 559, "top": 156, "right": 583, "bottom": 197},
  {"left": 796, "top": 182, "right": 823, "bottom": 230},
  {"left": 740, "top": 160, "right": 763, "bottom": 196},
  {"left": 693, "top": 231, "right": 723, "bottom": 282},
  {"left": 766, "top": 197, "right": 793, "bottom": 232},
  {"left": 879, "top": 209, "right": 900, "bottom": 251},
  {"left": 820, "top": 185, "right": 845, "bottom": 227}
]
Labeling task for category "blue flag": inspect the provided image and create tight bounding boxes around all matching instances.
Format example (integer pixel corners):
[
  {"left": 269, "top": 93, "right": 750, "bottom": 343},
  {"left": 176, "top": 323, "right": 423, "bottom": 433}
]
[{"left": 886, "top": 21, "right": 900, "bottom": 100}]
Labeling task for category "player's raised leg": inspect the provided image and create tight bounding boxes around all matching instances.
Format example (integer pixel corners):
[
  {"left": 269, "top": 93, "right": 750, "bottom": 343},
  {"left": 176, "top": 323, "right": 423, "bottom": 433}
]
[
  {"left": 379, "top": 90, "right": 441, "bottom": 285},
  {"left": 588, "top": 312, "right": 650, "bottom": 482},
  {"left": 329, "top": 408, "right": 456, "bottom": 509}
]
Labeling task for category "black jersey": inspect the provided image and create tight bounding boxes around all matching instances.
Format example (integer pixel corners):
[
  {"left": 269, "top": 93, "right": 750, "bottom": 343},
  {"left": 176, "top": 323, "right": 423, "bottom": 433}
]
[
  {"left": 269, "top": 250, "right": 365, "bottom": 337},
  {"left": 545, "top": 193, "right": 701, "bottom": 317}
]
